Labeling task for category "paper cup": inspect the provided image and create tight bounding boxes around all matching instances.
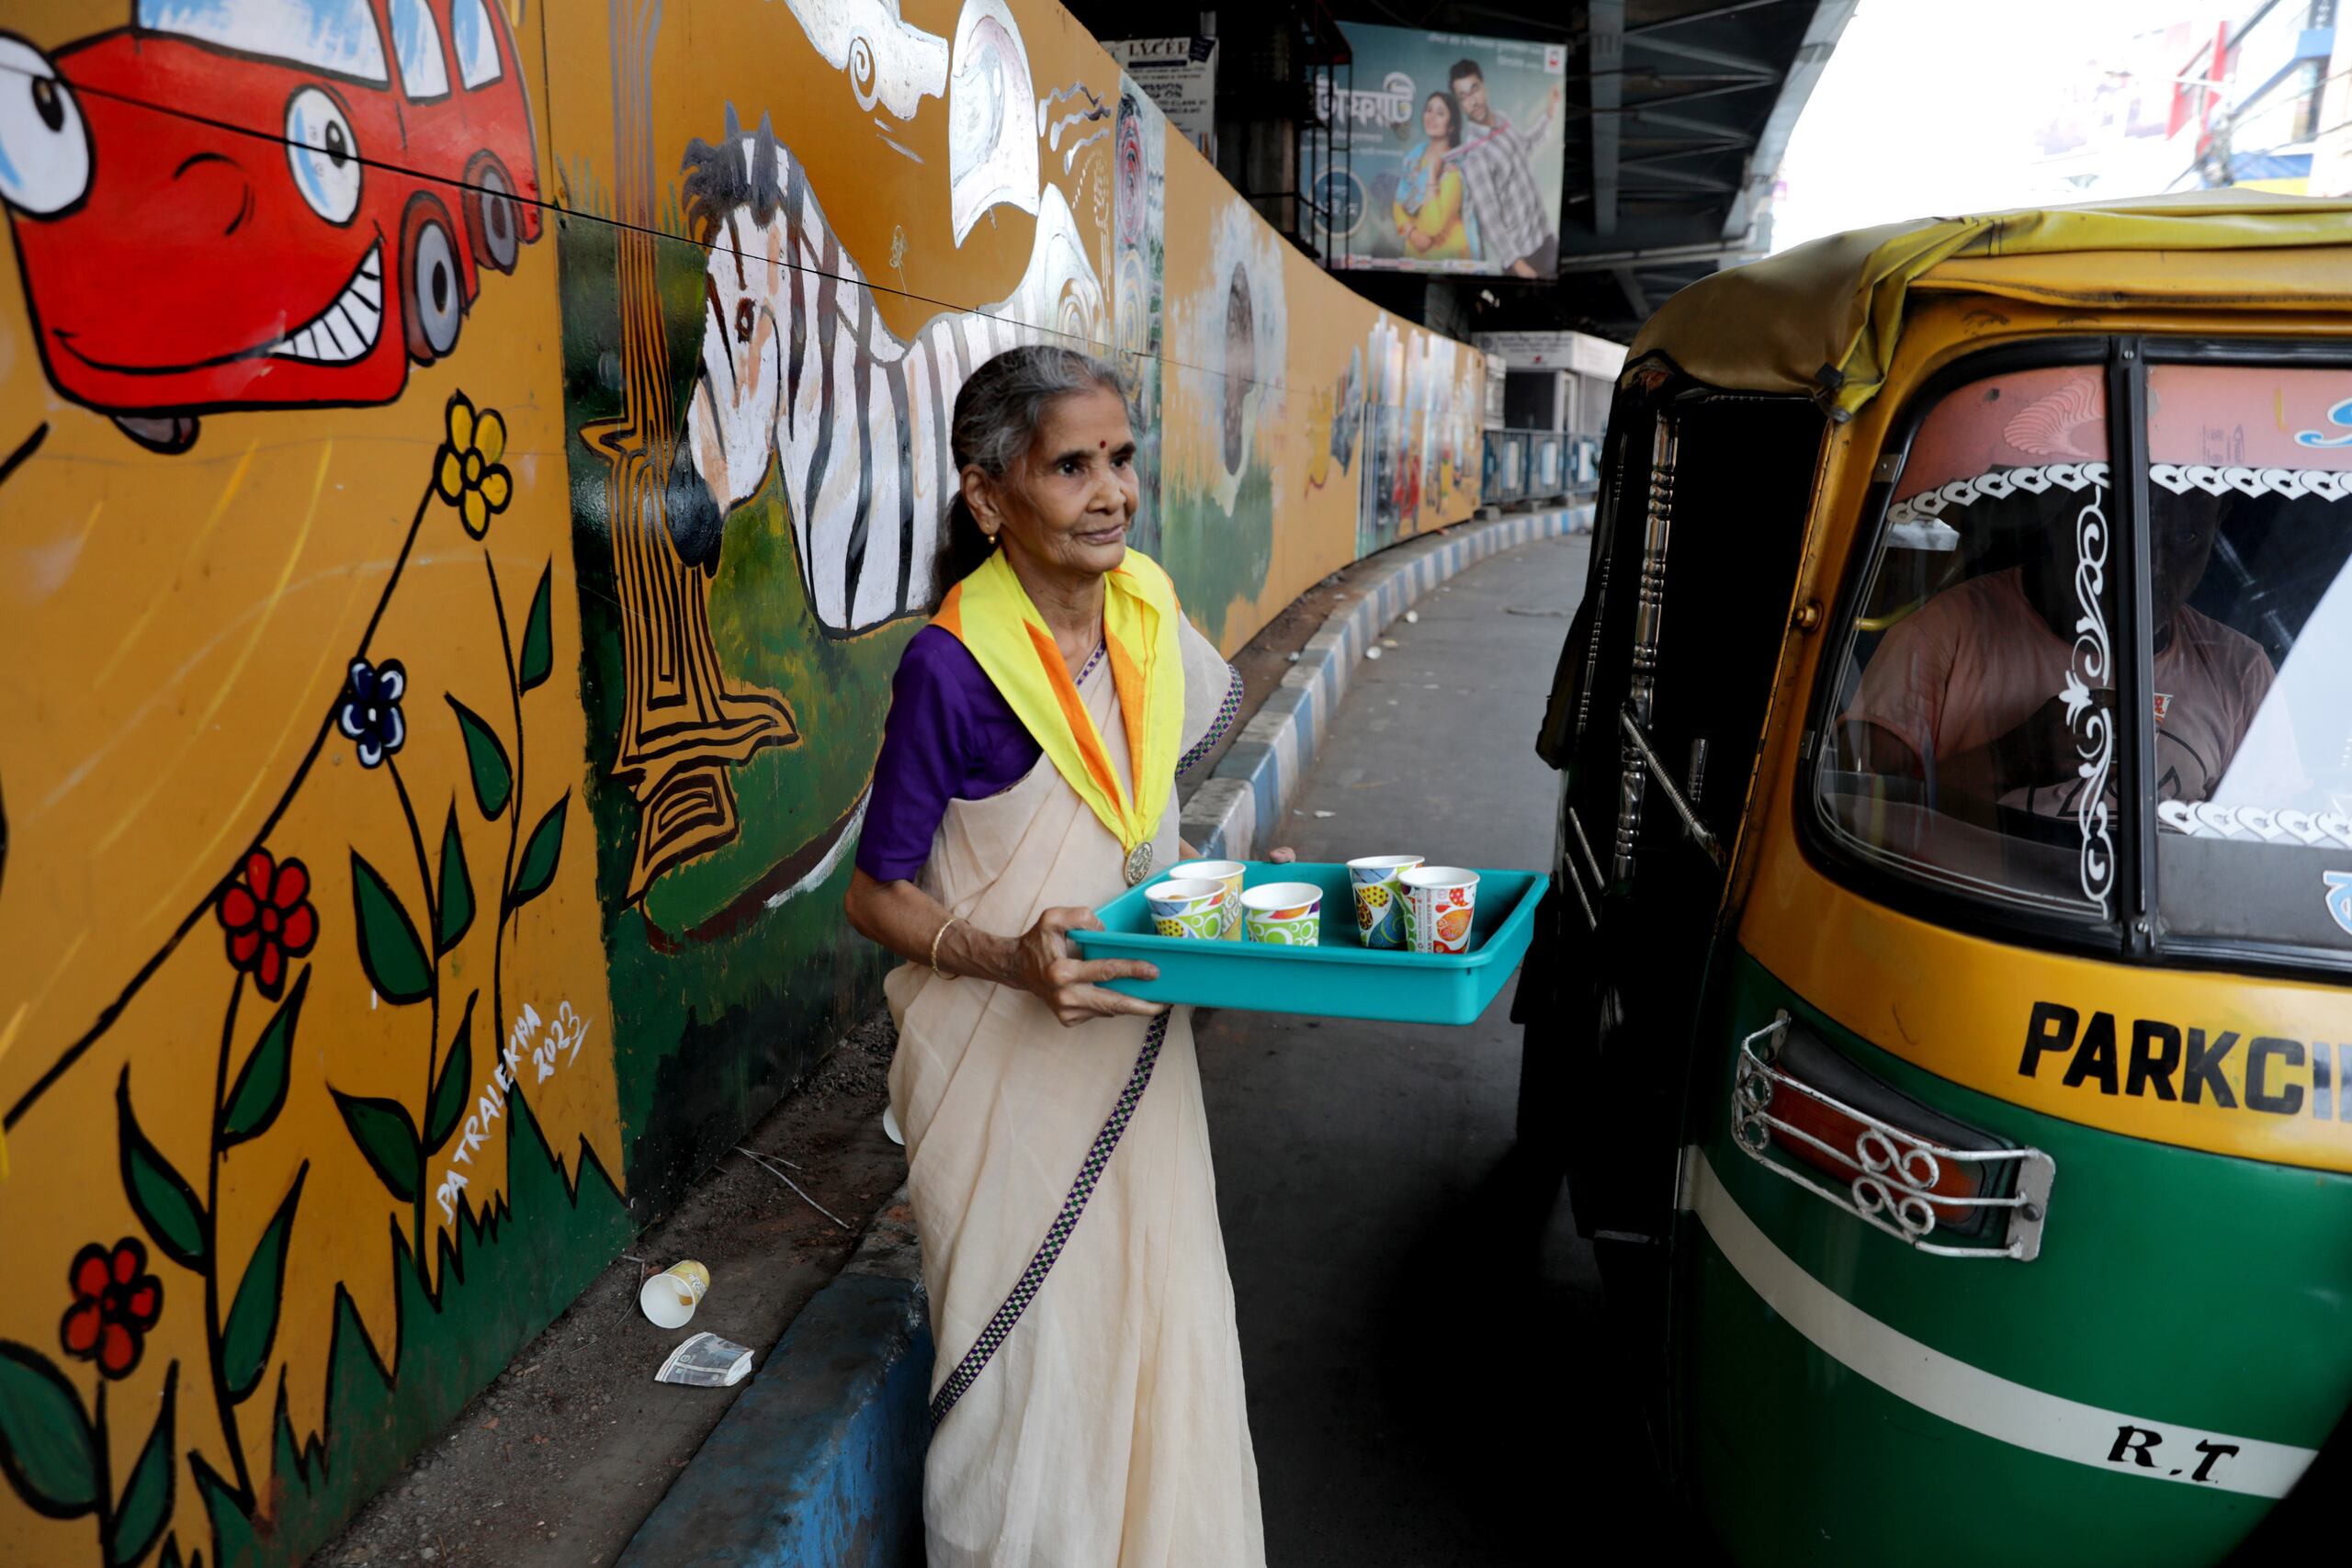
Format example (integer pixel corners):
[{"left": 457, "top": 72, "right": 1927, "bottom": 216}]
[
  {"left": 1168, "top": 859, "right": 1246, "bottom": 939},
  {"left": 639, "top": 1259, "right": 710, "bottom": 1329},
  {"left": 1399, "top": 866, "right": 1480, "bottom": 954},
  {"left": 1240, "top": 881, "right": 1323, "bottom": 947},
  {"left": 1145, "top": 877, "right": 1226, "bottom": 940},
  {"left": 1346, "top": 855, "right": 1423, "bottom": 949}
]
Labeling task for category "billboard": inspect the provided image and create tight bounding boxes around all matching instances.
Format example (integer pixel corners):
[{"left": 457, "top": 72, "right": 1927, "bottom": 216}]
[{"left": 1314, "top": 25, "right": 1567, "bottom": 278}]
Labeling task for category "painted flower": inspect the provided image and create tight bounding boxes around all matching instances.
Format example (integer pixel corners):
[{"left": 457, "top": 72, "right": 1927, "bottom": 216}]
[
  {"left": 217, "top": 850, "right": 319, "bottom": 998},
  {"left": 337, "top": 658, "right": 407, "bottom": 768},
  {"left": 435, "top": 394, "right": 513, "bottom": 538},
  {"left": 61, "top": 1238, "right": 162, "bottom": 1380}
]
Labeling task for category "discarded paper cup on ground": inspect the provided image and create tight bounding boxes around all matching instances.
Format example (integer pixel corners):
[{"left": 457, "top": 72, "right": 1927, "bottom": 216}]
[
  {"left": 639, "top": 1259, "right": 710, "bottom": 1328},
  {"left": 1241, "top": 881, "right": 1323, "bottom": 946},
  {"left": 1145, "top": 877, "right": 1227, "bottom": 940},
  {"left": 1346, "top": 855, "right": 1423, "bottom": 949},
  {"left": 1399, "top": 866, "right": 1480, "bottom": 955},
  {"left": 1168, "top": 859, "right": 1247, "bottom": 939}
]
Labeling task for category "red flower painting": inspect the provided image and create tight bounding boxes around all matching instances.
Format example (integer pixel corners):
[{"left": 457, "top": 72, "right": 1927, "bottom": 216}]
[
  {"left": 217, "top": 850, "right": 319, "bottom": 998},
  {"left": 60, "top": 1238, "right": 162, "bottom": 1379}
]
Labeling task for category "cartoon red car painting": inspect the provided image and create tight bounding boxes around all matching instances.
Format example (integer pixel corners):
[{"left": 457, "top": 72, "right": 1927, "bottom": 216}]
[{"left": 0, "top": 0, "right": 541, "bottom": 452}]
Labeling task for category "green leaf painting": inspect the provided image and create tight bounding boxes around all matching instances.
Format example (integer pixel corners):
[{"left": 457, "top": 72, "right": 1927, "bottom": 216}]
[
  {"left": 220, "top": 969, "right": 308, "bottom": 1147},
  {"left": 116, "top": 1074, "right": 206, "bottom": 1270},
  {"left": 518, "top": 563, "right": 554, "bottom": 692},
  {"left": 506, "top": 794, "right": 569, "bottom": 911},
  {"left": 350, "top": 852, "right": 434, "bottom": 1006},
  {"left": 435, "top": 807, "right": 475, "bottom": 956},
  {"left": 107, "top": 1362, "right": 176, "bottom": 1566},
  {"left": 447, "top": 696, "right": 514, "bottom": 818},
  {"left": 0, "top": 1341, "right": 97, "bottom": 1517},
  {"left": 221, "top": 1167, "right": 308, "bottom": 1403},
  {"left": 426, "top": 995, "right": 477, "bottom": 1154},
  {"left": 330, "top": 1091, "right": 424, "bottom": 1205}
]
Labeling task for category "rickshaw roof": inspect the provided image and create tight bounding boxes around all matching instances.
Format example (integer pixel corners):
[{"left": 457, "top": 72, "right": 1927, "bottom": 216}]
[{"left": 1631, "top": 190, "right": 2352, "bottom": 421}]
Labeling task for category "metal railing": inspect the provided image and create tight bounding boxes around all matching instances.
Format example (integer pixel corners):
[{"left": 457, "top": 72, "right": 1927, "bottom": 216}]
[{"left": 1483, "top": 428, "right": 1600, "bottom": 507}]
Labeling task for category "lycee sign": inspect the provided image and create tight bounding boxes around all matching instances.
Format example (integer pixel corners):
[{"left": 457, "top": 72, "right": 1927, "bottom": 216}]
[{"left": 1104, "top": 36, "right": 1217, "bottom": 159}]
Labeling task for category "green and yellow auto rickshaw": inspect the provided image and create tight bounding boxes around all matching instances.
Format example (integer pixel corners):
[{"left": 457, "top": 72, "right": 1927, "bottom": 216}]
[{"left": 1526, "top": 196, "right": 2352, "bottom": 1565}]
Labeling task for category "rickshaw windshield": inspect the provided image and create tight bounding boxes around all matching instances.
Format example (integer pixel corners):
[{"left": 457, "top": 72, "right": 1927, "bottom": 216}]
[
  {"left": 1816, "top": 366, "right": 2125, "bottom": 920},
  {"left": 2146, "top": 365, "right": 2352, "bottom": 951},
  {"left": 1815, "top": 359, "right": 2352, "bottom": 955}
]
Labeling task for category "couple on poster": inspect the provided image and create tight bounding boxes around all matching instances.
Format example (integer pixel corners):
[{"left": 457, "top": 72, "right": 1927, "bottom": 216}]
[{"left": 1391, "top": 56, "right": 1561, "bottom": 278}]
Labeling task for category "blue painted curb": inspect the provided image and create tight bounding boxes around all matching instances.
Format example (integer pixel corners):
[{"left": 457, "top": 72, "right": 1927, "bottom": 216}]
[
  {"left": 617, "top": 1198, "right": 931, "bottom": 1568},
  {"left": 1182, "top": 504, "right": 1592, "bottom": 861}
]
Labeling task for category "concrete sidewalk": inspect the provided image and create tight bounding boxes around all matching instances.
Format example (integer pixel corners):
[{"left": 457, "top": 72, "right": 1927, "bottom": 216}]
[{"left": 1195, "top": 532, "right": 1659, "bottom": 1565}]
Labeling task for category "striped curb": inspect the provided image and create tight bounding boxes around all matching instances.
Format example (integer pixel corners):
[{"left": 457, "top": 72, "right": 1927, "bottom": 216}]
[{"left": 1182, "top": 504, "right": 1594, "bottom": 863}]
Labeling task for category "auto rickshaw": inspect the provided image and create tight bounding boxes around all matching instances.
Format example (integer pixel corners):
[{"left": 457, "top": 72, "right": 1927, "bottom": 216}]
[{"left": 1523, "top": 194, "right": 2352, "bottom": 1565}]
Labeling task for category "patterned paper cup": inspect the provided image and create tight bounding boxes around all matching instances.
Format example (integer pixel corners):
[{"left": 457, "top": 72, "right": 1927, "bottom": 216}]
[
  {"left": 1145, "top": 877, "right": 1227, "bottom": 940},
  {"left": 1168, "top": 859, "right": 1247, "bottom": 940},
  {"left": 1346, "top": 854, "right": 1423, "bottom": 949},
  {"left": 1399, "top": 866, "right": 1480, "bottom": 955},
  {"left": 1240, "top": 881, "right": 1323, "bottom": 947},
  {"left": 639, "top": 1259, "right": 710, "bottom": 1328}
]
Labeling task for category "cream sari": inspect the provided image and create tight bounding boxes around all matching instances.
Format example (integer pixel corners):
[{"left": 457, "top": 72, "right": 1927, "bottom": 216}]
[{"left": 884, "top": 615, "right": 1262, "bottom": 1567}]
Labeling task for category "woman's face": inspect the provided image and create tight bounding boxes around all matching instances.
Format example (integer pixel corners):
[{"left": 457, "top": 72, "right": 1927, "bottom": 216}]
[
  {"left": 1421, "top": 95, "right": 1452, "bottom": 141},
  {"left": 967, "top": 385, "right": 1139, "bottom": 586}
]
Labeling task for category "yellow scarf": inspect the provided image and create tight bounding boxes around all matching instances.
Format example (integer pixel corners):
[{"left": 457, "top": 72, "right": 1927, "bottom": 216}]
[{"left": 934, "top": 547, "right": 1185, "bottom": 858}]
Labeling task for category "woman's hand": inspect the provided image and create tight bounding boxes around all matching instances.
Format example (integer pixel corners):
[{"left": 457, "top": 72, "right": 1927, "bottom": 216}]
[
  {"left": 1012, "top": 906, "right": 1169, "bottom": 1027},
  {"left": 1267, "top": 846, "right": 1298, "bottom": 864}
]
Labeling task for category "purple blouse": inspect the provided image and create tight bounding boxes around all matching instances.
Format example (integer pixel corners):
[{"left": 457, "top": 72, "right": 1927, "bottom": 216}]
[
  {"left": 857, "top": 626, "right": 1100, "bottom": 883},
  {"left": 860, "top": 619, "right": 1245, "bottom": 885}
]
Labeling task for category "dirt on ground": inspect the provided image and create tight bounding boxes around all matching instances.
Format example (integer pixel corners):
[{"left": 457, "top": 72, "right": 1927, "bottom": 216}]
[{"left": 315, "top": 1012, "right": 906, "bottom": 1568}]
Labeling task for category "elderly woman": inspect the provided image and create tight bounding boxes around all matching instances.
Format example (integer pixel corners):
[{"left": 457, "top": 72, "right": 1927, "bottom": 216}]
[{"left": 842, "top": 345, "right": 1266, "bottom": 1566}]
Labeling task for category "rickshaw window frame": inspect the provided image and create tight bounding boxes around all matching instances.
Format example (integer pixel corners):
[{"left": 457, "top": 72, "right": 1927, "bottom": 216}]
[
  {"left": 1795, "top": 336, "right": 2137, "bottom": 961},
  {"left": 2135, "top": 333, "right": 2352, "bottom": 983},
  {"left": 1804, "top": 333, "right": 2352, "bottom": 985}
]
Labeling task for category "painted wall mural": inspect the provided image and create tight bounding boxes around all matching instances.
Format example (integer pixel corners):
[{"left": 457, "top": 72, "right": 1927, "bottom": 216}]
[{"left": 0, "top": 1, "right": 1485, "bottom": 1563}]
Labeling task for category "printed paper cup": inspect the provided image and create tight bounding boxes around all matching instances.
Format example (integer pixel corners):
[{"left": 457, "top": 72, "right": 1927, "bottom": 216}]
[
  {"left": 1346, "top": 854, "right": 1423, "bottom": 949},
  {"left": 1145, "top": 877, "right": 1227, "bottom": 940},
  {"left": 1168, "top": 859, "right": 1246, "bottom": 939},
  {"left": 639, "top": 1259, "right": 711, "bottom": 1329},
  {"left": 1399, "top": 866, "right": 1480, "bottom": 954},
  {"left": 1240, "top": 881, "right": 1323, "bottom": 947}
]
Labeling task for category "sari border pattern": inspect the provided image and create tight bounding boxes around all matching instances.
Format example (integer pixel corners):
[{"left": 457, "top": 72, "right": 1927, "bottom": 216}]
[
  {"left": 1177, "top": 664, "right": 1246, "bottom": 776},
  {"left": 928, "top": 1011, "right": 1173, "bottom": 1427}
]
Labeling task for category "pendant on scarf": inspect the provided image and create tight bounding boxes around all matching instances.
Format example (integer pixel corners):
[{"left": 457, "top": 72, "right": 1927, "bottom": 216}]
[{"left": 1123, "top": 841, "right": 1156, "bottom": 887}]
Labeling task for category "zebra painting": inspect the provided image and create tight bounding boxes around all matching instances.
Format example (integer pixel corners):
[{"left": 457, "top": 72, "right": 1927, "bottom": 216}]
[{"left": 681, "top": 107, "right": 1110, "bottom": 635}]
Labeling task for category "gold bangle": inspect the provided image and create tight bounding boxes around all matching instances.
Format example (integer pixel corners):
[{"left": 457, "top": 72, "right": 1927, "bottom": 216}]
[{"left": 929, "top": 915, "right": 963, "bottom": 974}]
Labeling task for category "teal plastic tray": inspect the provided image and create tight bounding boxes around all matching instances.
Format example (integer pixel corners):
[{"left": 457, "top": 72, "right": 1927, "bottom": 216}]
[{"left": 1069, "top": 861, "right": 1542, "bottom": 1026}]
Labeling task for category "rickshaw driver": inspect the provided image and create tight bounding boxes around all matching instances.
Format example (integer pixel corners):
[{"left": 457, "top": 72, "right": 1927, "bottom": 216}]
[{"left": 1840, "top": 488, "right": 2278, "bottom": 816}]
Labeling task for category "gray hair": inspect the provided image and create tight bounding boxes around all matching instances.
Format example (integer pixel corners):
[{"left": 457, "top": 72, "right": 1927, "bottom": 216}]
[
  {"left": 951, "top": 344, "right": 1131, "bottom": 479},
  {"left": 937, "top": 345, "right": 1132, "bottom": 592}
]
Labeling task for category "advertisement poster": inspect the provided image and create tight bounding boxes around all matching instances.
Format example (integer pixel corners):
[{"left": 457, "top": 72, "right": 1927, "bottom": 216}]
[
  {"left": 1104, "top": 36, "right": 1219, "bottom": 160},
  {"left": 1313, "top": 24, "right": 1566, "bottom": 278}
]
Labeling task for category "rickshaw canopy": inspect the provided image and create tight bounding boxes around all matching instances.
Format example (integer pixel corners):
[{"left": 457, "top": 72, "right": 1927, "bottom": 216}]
[{"left": 1632, "top": 191, "right": 2352, "bottom": 420}]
